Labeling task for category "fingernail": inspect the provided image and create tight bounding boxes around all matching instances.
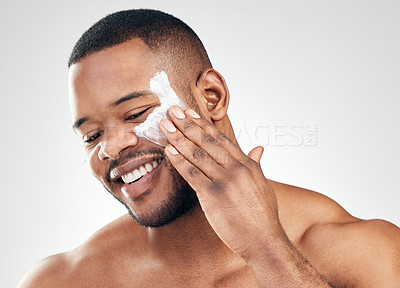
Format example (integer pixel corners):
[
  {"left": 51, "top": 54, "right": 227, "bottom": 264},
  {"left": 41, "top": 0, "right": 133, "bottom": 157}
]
[
  {"left": 170, "top": 106, "right": 186, "bottom": 119},
  {"left": 161, "top": 119, "right": 176, "bottom": 133},
  {"left": 186, "top": 109, "right": 201, "bottom": 119},
  {"left": 166, "top": 145, "right": 179, "bottom": 155}
]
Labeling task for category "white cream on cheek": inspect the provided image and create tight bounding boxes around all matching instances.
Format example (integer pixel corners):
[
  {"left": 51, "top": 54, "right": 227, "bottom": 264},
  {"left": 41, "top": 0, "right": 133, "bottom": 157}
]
[{"left": 134, "top": 71, "right": 186, "bottom": 146}]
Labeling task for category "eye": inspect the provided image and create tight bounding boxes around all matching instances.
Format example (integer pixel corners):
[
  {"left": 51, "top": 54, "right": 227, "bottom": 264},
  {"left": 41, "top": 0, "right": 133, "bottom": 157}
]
[
  {"left": 125, "top": 106, "right": 152, "bottom": 121},
  {"left": 83, "top": 131, "right": 103, "bottom": 143}
]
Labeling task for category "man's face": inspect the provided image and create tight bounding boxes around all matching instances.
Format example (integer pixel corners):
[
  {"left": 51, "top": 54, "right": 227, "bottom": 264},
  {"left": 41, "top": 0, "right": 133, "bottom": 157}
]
[{"left": 69, "top": 39, "right": 197, "bottom": 227}]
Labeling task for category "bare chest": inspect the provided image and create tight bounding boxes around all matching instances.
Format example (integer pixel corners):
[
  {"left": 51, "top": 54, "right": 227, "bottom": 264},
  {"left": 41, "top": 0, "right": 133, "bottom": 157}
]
[{"left": 70, "top": 261, "right": 259, "bottom": 288}]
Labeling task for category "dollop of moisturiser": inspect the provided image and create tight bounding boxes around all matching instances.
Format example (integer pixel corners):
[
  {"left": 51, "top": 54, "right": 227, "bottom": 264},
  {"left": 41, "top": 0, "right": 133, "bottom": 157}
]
[{"left": 134, "top": 71, "right": 186, "bottom": 146}]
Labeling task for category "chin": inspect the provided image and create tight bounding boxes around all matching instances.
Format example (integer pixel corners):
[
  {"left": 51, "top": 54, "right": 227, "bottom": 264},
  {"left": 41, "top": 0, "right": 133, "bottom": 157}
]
[
  {"left": 125, "top": 165, "right": 198, "bottom": 228},
  {"left": 101, "top": 152, "right": 198, "bottom": 228}
]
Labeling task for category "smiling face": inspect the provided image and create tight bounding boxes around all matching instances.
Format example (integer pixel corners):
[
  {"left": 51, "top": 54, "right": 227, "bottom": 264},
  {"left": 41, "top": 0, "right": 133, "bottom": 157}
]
[{"left": 69, "top": 38, "right": 198, "bottom": 227}]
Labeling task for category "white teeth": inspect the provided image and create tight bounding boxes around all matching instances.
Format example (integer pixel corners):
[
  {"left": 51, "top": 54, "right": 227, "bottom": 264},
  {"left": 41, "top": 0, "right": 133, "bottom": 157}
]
[
  {"left": 133, "top": 169, "right": 142, "bottom": 180},
  {"left": 120, "top": 159, "right": 161, "bottom": 184},
  {"left": 125, "top": 172, "right": 135, "bottom": 183},
  {"left": 139, "top": 165, "right": 147, "bottom": 176},
  {"left": 121, "top": 171, "right": 133, "bottom": 184},
  {"left": 121, "top": 168, "right": 142, "bottom": 184},
  {"left": 145, "top": 162, "right": 153, "bottom": 173}
]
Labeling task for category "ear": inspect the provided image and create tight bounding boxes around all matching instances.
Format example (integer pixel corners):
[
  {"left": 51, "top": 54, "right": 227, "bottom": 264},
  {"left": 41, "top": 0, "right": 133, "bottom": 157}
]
[{"left": 196, "top": 69, "right": 230, "bottom": 121}]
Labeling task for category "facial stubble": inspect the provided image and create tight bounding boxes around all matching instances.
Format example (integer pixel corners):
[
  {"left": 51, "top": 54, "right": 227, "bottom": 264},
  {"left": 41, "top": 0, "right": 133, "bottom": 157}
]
[{"left": 104, "top": 151, "right": 199, "bottom": 228}]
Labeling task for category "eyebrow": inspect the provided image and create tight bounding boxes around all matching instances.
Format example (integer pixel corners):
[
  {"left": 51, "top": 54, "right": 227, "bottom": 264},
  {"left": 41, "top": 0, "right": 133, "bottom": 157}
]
[
  {"left": 110, "top": 90, "right": 153, "bottom": 107},
  {"left": 73, "top": 117, "right": 89, "bottom": 130},
  {"left": 72, "top": 90, "right": 154, "bottom": 130}
]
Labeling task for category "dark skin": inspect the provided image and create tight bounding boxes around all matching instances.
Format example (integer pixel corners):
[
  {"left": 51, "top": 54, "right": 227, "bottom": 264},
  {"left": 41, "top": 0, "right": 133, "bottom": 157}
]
[{"left": 19, "top": 38, "right": 400, "bottom": 287}]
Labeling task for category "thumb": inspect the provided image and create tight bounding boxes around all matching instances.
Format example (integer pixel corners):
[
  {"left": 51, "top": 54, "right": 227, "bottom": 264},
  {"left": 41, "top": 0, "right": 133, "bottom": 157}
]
[{"left": 247, "top": 146, "right": 264, "bottom": 164}]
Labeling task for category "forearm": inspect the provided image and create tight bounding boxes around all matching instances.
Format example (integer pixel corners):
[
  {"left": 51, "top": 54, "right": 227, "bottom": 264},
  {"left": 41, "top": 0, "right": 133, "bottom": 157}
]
[{"left": 247, "top": 234, "right": 332, "bottom": 288}]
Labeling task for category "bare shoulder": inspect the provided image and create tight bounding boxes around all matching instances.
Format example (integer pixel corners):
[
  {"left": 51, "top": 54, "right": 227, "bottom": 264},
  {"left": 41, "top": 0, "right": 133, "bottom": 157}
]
[
  {"left": 270, "top": 180, "right": 356, "bottom": 242},
  {"left": 17, "top": 252, "right": 70, "bottom": 288},
  {"left": 301, "top": 217, "right": 400, "bottom": 286},
  {"left": 270, "top": 180, "right": 400, "bottom": 287},
  {"left": 18, "top": 214, "right": 143, "bottom": 287}
]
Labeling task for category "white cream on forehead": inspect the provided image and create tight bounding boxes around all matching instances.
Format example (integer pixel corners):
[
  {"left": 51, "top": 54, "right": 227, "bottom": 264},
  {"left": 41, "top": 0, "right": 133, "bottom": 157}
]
[{"left": 134, "top": 71, "right": 186, "bottom": 146}]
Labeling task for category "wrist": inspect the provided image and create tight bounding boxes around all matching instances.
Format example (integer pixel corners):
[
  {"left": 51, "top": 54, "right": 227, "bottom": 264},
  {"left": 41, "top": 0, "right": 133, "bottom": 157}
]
[{"left": 244, "top": 226, "right": 291, "bottom": 268}]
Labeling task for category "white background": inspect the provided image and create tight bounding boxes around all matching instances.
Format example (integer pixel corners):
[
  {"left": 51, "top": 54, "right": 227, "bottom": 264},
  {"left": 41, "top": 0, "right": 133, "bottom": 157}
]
[{"left": 1, "top": 0, "right": 399, "bottom": 287}]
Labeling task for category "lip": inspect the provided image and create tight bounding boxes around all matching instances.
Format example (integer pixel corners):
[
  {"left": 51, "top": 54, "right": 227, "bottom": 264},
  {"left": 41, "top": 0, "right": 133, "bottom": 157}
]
[
  {"left": 110, "top": 154, "right": 163, "bottom": 181},
  {"left": 120, "top": 158, "right": 163, "bottom": 200}
]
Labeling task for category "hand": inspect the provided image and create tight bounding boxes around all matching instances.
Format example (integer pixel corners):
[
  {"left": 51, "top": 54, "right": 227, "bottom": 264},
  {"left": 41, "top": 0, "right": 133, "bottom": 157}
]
[{"left": 159, "top": 105, "right": 284, "bottom": 261}]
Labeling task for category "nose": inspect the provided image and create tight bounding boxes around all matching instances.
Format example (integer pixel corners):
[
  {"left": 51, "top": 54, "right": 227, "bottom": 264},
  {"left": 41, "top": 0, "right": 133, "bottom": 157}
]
[{"left": 98, "top": 126, "right": 139, "bottom": 160}]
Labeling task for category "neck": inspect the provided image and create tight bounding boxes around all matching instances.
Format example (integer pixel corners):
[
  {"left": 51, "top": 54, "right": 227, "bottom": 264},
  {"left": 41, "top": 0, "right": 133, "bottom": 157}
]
[{"left": 146, "top": 204, "right": 236, "bottom": 267}]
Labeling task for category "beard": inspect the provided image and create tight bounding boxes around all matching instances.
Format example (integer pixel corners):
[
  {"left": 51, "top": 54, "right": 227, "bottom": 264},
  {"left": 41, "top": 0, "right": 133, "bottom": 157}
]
[
  {"left": 126, "top": 161, "right": 198, "bottom": 228},
  {"left": 103, "top": 147, "right": 199, "bottom": 228}
]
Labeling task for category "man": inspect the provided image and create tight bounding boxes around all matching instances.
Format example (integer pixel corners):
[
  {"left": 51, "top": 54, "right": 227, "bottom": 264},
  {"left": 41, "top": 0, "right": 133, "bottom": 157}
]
[{"left": 19, "top": 9, "right": 400, "bottom": 287}]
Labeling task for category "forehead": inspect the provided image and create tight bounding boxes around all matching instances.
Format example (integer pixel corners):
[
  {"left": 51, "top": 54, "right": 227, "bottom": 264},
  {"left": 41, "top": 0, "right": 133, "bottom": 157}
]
[{"left": 68, "top": 38, "right": 158, "bottom": 118}]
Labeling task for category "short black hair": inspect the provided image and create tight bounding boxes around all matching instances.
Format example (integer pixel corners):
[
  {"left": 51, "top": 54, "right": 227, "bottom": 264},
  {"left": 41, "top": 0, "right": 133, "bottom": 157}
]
[{"left": 68, "top": 9, "right": 212, "bottom": 98}]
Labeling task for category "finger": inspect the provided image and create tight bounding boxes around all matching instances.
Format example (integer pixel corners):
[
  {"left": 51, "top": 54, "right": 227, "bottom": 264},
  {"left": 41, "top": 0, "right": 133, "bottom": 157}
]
[
  {"left": 166, "top": 106, "right": 236, "bottom": 167},
  {"left": 247, "top": 146, "right": 264, "bottom": 164},
  {"left": 168, "top": 106, "right": 246, "bottom": 166},
  {"left": 184, "top": 108, "right": 248, "bottom": 162},
  {"left": 164, "top": 144, "right": 212, "bottom": 192},
  {"left": 160, "top": 119, "right": 223, "bottom": 180}
]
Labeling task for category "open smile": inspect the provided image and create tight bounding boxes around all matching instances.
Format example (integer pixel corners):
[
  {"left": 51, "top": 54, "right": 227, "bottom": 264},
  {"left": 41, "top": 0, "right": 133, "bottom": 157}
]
[
  {"left": 120, "top": 158, "right": 161, "bottom": 184},
  {"left": 110, "top": 156, "right": 163, "bottom": 200}
]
